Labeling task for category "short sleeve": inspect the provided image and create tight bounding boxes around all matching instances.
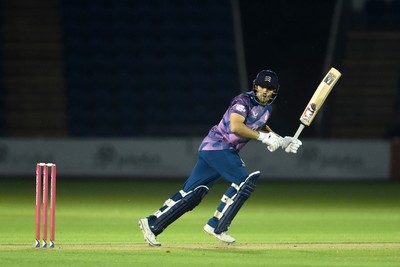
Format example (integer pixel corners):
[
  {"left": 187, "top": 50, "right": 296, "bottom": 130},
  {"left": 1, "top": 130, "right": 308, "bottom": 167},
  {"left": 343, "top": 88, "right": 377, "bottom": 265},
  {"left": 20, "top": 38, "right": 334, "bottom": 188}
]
[{"left": 230, "top": 97, "right": 249, "bottom": 118}]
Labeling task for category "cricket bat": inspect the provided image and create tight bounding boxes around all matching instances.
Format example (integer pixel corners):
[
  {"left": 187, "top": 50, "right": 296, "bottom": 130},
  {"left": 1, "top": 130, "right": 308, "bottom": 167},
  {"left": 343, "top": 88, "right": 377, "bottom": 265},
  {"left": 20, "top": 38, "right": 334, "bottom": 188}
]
[{"left": 293, "top": 67, "right": 341, "bottom": 139}]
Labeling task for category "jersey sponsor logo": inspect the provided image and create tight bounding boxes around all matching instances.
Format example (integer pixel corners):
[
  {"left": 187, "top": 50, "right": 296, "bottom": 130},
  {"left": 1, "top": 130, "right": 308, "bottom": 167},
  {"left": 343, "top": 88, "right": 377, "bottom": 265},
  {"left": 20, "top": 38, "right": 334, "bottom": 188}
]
[{"left": 235, "top": 104, "right": 246, "bottom": 113}]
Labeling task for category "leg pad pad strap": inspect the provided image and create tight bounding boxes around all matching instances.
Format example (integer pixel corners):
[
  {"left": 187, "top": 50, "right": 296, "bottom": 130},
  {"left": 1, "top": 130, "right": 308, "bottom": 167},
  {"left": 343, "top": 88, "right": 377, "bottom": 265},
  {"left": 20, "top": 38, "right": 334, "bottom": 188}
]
[
  {"left": 150, "top": 185, "right": 209, "bottom": 235},
  {"left": 214, "top": 171, "right": 260, "bottom": 234}
]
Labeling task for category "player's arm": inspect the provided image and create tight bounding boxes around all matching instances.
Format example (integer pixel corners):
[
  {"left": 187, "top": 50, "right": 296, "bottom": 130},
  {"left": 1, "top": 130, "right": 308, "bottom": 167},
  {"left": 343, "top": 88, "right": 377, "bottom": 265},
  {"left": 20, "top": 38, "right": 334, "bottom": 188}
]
[
  {"left": 263, "top": 124, "right": 302, "bottom": 153},
  {"left": 230, "top": 113, "right": 281, "bottom": 151},
  {"left": 263, "top": 122, "right": 303, "bottom": 154},
  {"left": 230, "top": 113, "right": 259, "bottom": 139},
  {"left": 264, "top": 125, "right": 274, "bottom": 133}
]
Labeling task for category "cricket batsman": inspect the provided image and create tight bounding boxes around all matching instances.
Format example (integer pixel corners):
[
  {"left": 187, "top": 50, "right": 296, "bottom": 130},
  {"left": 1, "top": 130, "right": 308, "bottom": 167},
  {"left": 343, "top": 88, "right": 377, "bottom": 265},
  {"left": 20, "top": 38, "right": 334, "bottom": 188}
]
[{"left": 139, "top": 69, "right": 302, "bottom": 246}]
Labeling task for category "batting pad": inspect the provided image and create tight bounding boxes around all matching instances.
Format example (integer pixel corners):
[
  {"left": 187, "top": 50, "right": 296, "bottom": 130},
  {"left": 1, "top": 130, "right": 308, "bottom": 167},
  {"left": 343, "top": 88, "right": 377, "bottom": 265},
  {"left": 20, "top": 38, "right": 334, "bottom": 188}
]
[
  {"left": 214, "top": 171, "right": 260, "bottom": 234},
  {"left": 150, "top": 185, "right": 209, "bottom": 235}
]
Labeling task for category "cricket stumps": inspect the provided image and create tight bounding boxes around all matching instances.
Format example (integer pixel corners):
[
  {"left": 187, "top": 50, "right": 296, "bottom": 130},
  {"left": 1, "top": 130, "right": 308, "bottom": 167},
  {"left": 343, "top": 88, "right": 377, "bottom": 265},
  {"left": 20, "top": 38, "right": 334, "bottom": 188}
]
[{"left": 35, "top": 163, "right": 57, "bottom": 249}]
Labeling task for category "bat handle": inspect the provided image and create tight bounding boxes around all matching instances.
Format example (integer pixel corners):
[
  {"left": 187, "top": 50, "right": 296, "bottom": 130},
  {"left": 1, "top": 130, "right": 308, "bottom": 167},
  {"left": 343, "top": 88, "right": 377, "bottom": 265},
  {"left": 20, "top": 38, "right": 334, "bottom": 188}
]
[{"left": 293, "top": 124, "right": 305, "bottom": 139}]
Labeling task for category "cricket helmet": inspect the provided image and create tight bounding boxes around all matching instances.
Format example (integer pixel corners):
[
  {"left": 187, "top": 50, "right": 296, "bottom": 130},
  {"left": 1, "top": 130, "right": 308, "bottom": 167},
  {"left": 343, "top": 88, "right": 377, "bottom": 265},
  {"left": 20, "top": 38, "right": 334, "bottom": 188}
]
[{"left": 253, "top": 70, "right": 280, "bottom": 104}]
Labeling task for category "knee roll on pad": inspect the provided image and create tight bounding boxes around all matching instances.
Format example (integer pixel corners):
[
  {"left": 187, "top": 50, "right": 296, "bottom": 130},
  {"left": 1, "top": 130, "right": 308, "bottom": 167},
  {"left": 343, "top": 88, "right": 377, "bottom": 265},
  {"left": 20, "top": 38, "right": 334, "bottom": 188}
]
[
  {"left": 150, "top": 185, "right": 209, "bottom": 235},
  {"left": 214, "top": 171, "right": 260, "bottom": 234}
]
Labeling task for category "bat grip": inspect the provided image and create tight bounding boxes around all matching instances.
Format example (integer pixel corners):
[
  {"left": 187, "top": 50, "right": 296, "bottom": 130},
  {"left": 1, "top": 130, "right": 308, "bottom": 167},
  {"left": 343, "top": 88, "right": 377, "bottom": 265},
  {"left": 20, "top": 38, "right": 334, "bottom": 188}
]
[{"left": 293, "top": 124, "right": 305, "bottom": 139}]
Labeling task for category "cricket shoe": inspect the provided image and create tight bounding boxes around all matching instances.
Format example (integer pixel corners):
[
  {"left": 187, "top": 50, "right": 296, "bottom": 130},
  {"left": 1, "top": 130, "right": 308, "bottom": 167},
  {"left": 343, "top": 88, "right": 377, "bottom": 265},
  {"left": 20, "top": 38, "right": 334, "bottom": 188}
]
[
  {"left": 203, "top": 224, "right": 235, "bottom": 244},
  {"left": 138, "top": 218, "right": 161, "bottom": 247}
]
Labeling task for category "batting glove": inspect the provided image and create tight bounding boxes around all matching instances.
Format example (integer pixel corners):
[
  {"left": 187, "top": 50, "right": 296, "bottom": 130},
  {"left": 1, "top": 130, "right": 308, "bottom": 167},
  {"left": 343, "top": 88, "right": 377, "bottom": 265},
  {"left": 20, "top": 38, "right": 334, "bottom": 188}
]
[
  {"left": 282, "top": 137, "right": 302, "bottom": 153},
  {"left": 257, "top": 132, "right": 283, "bottom": 152}
]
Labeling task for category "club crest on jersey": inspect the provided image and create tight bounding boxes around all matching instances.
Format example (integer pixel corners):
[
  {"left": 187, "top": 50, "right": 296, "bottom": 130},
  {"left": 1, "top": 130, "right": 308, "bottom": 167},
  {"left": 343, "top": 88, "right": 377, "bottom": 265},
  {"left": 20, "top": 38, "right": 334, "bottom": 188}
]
[{"left": 301, "top": 103, "right": 317, "bottom": 123}]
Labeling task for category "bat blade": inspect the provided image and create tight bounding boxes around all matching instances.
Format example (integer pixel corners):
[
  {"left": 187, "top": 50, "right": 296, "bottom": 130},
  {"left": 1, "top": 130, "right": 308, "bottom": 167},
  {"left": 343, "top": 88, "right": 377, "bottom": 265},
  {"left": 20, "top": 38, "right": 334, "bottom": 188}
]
[
  {"left": 300, "top": 67, "right": 341, "bottom": 126},
  {"left": 294, "top": 67, "right": 341, "bottom": 139}
]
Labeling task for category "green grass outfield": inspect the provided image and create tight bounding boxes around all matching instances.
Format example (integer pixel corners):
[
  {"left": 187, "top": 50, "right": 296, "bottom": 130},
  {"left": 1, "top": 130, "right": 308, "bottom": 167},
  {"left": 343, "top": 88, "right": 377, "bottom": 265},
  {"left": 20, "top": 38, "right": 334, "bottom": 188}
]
[{"left": 0, "top": 178, "right": 399, "bottom": 267}]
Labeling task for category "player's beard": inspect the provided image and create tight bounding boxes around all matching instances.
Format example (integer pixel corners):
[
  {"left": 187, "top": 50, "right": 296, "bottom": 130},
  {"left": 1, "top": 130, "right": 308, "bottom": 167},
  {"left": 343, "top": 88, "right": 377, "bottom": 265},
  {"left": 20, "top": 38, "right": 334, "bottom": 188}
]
[{"left": 256, "top": 92, "right": 269, "bottom": 104}]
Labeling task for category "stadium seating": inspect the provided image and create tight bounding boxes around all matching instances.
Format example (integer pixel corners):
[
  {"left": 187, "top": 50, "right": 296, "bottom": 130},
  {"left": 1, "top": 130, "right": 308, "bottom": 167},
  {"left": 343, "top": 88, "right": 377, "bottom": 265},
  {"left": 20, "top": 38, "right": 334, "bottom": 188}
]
[{"left": 60, "top": 0, "right": 238, "bottom": 136}]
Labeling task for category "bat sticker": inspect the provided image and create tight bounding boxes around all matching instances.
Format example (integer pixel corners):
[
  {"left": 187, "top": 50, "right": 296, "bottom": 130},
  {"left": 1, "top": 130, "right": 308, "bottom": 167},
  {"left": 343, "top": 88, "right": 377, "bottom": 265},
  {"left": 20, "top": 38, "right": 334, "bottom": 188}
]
[
  {"left": 324, "top": 73, "right": 336, "bottom": 85},
  {"left": 301, "top": 103, "right": 317, "bottom": 123}
]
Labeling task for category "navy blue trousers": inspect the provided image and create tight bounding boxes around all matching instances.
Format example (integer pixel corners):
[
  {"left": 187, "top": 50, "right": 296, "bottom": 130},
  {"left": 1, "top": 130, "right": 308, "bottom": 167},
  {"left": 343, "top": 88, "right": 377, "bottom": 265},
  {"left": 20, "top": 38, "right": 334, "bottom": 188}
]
[
  {"left": 182, "top": 150, "right": 249, "bottom": 191},
  {"left": 148, "top": 149, "right": 252, "bottom": 233}
]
